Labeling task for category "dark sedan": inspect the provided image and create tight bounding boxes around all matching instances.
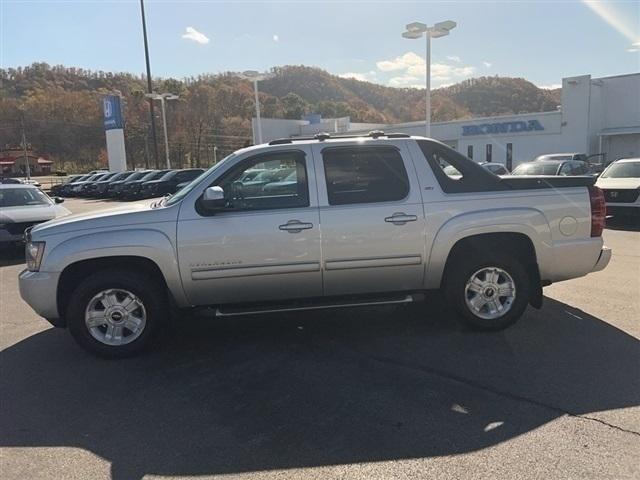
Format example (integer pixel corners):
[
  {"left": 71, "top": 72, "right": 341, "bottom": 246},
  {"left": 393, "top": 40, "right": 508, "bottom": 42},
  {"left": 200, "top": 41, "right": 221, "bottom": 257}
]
[
  {"left": 50, "top": 175, "right": 83, "bottom": 196},
  {"left": 105, "top": 170, "right": 151, "bottom": 198},
  {"left": 119, "top": 170, "right": 172, "bottom": 200},
  {"left": 87, "top": 171, "right": 134, "bottom": 197},
  {"left": 139, "top": 169, "right": 204, "bottom": 199}
]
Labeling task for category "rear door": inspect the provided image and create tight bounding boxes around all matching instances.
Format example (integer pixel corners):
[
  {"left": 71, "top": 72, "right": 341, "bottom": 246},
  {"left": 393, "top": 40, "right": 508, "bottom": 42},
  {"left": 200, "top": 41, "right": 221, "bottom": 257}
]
[{"left": 312, "top": 142, "right": 426, "bottom": 296}]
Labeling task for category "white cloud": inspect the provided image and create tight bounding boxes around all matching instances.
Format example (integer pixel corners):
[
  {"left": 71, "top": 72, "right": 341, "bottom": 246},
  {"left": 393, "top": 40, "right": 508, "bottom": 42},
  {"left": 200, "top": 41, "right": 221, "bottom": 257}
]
[
  {"left": 376, "top": 51, "right": 476, "bottom": 87},
  {"left": 447, "top": 55, "right": 461, "bottom": 63},
  {"left": 376, "top": 52, "right": 425, "bottom": 72},
  {"left": 182, "top": 27, "right": 210, "bottom": 45},
  {"left": 338, "top": 71, "right": 377, "bottom": 82},
  {"left": 388, "top": 75, "right": 421, "bottom": 88},
  {"left": 627, "top": 47, "right": 639, "bottom": 52},
  {"left": 339, "top": 72, "right": 368, "bottom": 81},
  {"left": 273, "top": 34, "right": 279, "bottom": 42},
  {"left": 482, "top": 61, "right": 492, "bottom": 68},
  {"left": 539, "top": 84, "right": 562, "bottom": 90}
]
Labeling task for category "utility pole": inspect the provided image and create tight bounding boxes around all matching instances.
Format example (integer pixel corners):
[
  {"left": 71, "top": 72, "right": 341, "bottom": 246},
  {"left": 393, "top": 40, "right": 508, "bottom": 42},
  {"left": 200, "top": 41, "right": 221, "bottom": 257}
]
[
  {"left": 20, "top": 113, "right": 31, "bottom": 180},
  {"left": 140, "top": 0, "right": 160, "bottom": 168}
]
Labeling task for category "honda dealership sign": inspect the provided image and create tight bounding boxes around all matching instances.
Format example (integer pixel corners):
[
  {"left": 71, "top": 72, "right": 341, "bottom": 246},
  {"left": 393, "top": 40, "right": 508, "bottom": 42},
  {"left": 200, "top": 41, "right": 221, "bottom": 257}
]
[
  {"left": 462, "top": 119, "right": 545, "bottom": 136},
  {"left": 102, "top": 95, "right": 127, "bottom": 171},
  {"left": 103, "top": 95, "right": 124, "bottom": 130}
]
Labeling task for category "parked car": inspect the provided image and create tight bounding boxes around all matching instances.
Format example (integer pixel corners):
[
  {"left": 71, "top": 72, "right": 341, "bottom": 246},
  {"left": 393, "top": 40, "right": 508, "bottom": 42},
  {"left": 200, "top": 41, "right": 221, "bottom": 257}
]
[
  {"left": 50, "top": 175, "right": 83, "bottom": 196},
  {"left": 86, "top": 171, "right": 134, "bottom": 197},
  {"left": 534, "top": 153, "right": 606, "bottom": 174},
  {"left": 19, "top": 133, "right": 610, "bottom": 357},
  {"left": 511, "top": 159, "right": 592, "bottom": 176},
  {"left": 0, "top": 177, "right": 23, "bottom": 184},
  {"left": 443, "top": 162, "right": 509, "bottom": 177},
  {"left": 139, "top": 168, "right": 204, "bottom": 198},
  {"left": 119, "top": 169, "right": 172, "bottom": 200},
  {"left": 77, "top": 172, "right": 117, "bottom": 197},
  {"left": 106, "top": 170, "right": 150, "bottom": 198},
  {"left": 595, "top": 158, "right": 640, "bottom": 219},
  {"left": 64, "top": 174, "right": 105, "bottom": 197},
  {"left": 0, "top": 184, "right": 70, "bottom": 245},
  {"left": 20, "top": 178, "right": 42, "bottom": 188}
]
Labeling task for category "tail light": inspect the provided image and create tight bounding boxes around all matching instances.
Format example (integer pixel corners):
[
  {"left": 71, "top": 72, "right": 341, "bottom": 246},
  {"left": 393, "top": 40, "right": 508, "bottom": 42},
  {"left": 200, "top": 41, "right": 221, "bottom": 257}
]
[{"left": 589, "top": 186, "right": 606, "bottom": 237}]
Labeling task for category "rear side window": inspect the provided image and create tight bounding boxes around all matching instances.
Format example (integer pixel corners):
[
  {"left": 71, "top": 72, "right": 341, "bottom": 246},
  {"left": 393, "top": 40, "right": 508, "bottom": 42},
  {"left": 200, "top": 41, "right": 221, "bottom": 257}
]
[
  {"left": 417, "top": 140, "right": 506, "bottom": 193},
  {"left": 323, "top": 147, "right": 409, "bottom": 205}
]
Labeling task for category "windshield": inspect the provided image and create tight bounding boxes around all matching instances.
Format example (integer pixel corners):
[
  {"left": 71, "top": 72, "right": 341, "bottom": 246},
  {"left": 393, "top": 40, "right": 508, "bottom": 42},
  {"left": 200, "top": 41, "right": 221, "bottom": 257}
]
[
  {"left": 512, "top": 162, "right": 560, "bottom": 175},
  {"left": 125, "top": 171, "right": 149, "bottom": 182},
  {"left": 139, "top": 170, "right": 162, "bottom": 181},
  {"left": 601, "top": 161, "right": 640, "bottom": 179},
  {"left": 165, "top": 155, "right": 236, "bottom": 206},
  {"left": 535, "top": 155, "right": 572, "bottom": 162},
  {"left": 0, "top": 188, "right": 52, "bottom": 207}
]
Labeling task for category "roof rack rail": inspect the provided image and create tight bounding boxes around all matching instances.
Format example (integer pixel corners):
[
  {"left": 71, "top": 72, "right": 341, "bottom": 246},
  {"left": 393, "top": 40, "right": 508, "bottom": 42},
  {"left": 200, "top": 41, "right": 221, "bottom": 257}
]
[{"left": 267, "top": 131, "right": 411, "bottom": 146}]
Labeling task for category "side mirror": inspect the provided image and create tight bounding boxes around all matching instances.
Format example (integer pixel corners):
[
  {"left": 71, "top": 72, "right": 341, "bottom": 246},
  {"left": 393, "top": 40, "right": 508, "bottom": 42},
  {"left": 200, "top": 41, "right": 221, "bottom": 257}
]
[
  {"left": 54, "top": 197, "right": 64, "bottom": 204},
  {"left": 201, "top": 186, "right": 226, "bottom": 211}
]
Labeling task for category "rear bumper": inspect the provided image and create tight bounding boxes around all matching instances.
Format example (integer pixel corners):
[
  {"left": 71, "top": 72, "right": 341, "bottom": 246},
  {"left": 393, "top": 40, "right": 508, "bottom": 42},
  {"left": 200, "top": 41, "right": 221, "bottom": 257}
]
[{"left": 591, "top": 246, "right": 611, "bottom": 273}]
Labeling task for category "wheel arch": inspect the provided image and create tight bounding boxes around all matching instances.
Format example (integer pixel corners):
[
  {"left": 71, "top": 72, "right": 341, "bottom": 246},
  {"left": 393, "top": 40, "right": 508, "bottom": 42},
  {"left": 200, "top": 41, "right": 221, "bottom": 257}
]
[
  {"left": 57, "top": 256, "right": 170, "bottom": 324},
  {"left": 440, "top": 232, "right": 543, "bottom": 308}
]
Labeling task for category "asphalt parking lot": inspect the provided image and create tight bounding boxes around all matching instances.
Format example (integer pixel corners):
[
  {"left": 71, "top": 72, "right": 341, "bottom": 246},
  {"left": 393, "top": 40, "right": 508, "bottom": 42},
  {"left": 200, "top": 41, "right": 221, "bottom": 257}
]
[{"left": 1, "top": 199, "right": 639, "bottom": 480}]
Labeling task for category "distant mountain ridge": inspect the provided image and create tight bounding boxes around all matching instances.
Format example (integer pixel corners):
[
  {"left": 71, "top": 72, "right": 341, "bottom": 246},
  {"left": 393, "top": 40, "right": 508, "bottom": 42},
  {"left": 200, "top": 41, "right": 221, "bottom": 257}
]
[{"left": 0, "top": 63, "right": 562, "bottom": 170}]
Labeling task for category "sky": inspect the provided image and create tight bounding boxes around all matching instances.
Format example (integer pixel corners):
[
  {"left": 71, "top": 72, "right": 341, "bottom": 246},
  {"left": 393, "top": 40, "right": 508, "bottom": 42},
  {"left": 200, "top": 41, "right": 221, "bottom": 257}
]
[{"left": 1, "top": 0, "right": 639, "bottom": 90}]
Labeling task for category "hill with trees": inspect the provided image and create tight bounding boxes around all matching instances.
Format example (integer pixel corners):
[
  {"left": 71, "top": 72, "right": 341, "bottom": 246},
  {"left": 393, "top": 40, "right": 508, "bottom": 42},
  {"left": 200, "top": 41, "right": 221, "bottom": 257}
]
[{"left": 0, "top": 63, "right": 561, "bottom": 172}]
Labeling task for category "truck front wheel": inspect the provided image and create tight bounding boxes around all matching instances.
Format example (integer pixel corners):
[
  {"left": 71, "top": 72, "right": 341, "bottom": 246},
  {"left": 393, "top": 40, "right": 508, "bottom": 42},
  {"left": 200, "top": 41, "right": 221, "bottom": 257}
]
[
  {"left": 66, "top": 269, "right": 167, "bottom": 357},
  {"left": 444, "top": 254, "right": 530, "bottom": 331}
]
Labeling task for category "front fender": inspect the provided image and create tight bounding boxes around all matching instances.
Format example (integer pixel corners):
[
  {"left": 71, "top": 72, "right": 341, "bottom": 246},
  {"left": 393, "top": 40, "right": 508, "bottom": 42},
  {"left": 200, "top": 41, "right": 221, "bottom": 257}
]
[
  {"left": 42, "top": 228, "right": 189, "bottom": 307},
  {"left": 424, "top": 207, "right": 553, "bottom": 289}
]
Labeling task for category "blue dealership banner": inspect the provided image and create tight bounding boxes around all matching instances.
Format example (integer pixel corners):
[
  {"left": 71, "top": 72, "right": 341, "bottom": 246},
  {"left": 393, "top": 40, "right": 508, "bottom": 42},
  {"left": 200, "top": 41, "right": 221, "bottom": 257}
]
[
  {"left": 103, "top": 95, "right": 123, "bottom": 130},
  {"left": 462, "top": 120, "right": 544, "bottom": 136}
]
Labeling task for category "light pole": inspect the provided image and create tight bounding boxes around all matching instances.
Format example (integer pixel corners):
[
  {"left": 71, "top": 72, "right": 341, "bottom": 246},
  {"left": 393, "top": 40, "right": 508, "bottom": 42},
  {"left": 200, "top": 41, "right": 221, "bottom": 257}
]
[
  {"left": 239, "top": 70, "right": 274, "bottom": 144},
  {"left": 145, "top": 93, "right": 179, "bottom": 168},
  {"left": 402, "top": 20, "right": 457, "bottom": 137},
  {"left": 139, "top": 0, "right": 160, "bottom": 168}
]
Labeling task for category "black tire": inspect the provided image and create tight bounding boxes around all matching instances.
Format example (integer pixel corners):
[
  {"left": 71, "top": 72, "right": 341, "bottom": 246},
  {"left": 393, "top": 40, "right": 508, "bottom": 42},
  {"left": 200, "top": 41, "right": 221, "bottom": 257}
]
[
  {"left": 67, "top": 269, "right": 167, "bottom": 358},
  {"left": 444, "top": 252, "right": 530, "bottom": 331}
]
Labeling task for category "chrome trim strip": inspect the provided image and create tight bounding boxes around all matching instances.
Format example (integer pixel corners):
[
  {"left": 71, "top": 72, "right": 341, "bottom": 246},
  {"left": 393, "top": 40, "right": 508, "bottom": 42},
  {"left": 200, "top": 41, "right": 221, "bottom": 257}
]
[
  {"left": 215, "top": 295, "right": 414, "bottom": 317},
  {"left": 192, "top": 261, "right": 320, "bottom": 280},
  {"left": 325, "top": 255, "right": 422, "bottom": 271}
]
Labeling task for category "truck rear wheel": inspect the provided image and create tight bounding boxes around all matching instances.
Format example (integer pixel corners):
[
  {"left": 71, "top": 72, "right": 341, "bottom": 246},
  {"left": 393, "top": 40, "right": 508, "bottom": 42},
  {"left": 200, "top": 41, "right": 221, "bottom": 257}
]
[
  {"left": 67, "top": 269, "right": 167, "bottom": 358},
  {"left": 444, "top": 253, "right": 530, "bottom": 331}
]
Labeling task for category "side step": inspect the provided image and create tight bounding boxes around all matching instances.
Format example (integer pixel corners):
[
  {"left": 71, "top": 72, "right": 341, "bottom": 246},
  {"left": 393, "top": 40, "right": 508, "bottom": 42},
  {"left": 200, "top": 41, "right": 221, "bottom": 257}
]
[{"left": 214, "top": 294, "right": 416, "bottom": 318}]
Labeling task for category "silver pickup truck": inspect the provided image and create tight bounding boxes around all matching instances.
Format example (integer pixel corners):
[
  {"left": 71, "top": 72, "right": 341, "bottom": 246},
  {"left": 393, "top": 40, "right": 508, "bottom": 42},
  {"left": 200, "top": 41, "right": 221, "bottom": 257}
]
[{"left": 19, "top": 133, "right": 611, "bottom": 357}]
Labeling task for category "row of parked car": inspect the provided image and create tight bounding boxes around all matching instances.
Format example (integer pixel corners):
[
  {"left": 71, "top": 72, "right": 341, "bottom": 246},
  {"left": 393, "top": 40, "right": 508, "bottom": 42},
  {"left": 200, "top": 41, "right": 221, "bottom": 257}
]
[{"left": 51, "top": 168, "right": 205, "bottom": 200}]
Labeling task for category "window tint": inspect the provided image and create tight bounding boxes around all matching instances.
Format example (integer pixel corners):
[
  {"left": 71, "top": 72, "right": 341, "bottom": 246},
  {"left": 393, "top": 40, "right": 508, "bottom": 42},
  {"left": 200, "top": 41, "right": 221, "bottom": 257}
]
[
  {"left": 214, "top": 151, "right": 308, "bottom": 211},
  {"left": 323, "top": 147, "right": 409, "bottom": 205},
  {"left": 417, "top": 140, "right": 506, "bottom": 193},
  {"left": 559, "top": 163, "right": 572, "bottom": 175}
]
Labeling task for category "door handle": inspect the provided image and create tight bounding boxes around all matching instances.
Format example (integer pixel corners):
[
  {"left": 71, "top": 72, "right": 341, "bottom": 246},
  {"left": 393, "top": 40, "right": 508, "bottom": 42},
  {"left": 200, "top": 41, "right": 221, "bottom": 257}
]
[
  {"left": 279, "top": 220, "right": 314, "bottom": 233},
  {"left": 384, "top": 213, "right": 418, "bottom": 225}
]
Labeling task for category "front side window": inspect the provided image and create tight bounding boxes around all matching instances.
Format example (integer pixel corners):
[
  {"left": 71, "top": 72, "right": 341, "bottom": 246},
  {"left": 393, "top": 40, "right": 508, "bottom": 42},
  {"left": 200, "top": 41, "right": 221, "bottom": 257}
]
[
  {"left": 323, "top": 147, "right": 409, "bottom": 205},
  {"left": 213, "top": 151, "right": 308, "bottom": 211}
]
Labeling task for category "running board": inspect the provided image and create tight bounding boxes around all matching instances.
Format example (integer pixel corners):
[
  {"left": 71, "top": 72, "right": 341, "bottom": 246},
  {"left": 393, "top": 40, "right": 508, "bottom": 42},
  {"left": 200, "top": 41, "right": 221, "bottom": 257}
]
[{"left": 215, "top": 294, "right": 415, "bottom": 317}]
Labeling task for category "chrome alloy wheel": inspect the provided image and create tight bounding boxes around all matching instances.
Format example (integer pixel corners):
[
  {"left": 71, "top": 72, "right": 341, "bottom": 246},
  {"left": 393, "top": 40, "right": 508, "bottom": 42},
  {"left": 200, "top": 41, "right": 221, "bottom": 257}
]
[
  {"left": 464, "top": 267, "right": 516, "bottom": 320},
  {"left": 84, "top": 289, "right": 147, "bottom": 346}
]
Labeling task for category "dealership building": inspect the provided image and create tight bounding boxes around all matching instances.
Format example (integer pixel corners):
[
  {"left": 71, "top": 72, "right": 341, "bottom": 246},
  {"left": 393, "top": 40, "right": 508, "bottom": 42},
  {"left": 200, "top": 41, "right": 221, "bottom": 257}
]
[{"left": 253, "top": 73, "right": 639, "bottom": 169}]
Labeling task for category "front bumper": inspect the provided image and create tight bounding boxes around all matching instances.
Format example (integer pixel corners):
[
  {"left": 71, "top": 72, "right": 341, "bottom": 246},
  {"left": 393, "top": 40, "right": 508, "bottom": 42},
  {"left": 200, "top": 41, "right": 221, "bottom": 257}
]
[
  {"left": 591, "top": 246, "right": 612, "bottom": 273},
  {"left": 19, "top": 270, "right": 62, "bottom": 323}
]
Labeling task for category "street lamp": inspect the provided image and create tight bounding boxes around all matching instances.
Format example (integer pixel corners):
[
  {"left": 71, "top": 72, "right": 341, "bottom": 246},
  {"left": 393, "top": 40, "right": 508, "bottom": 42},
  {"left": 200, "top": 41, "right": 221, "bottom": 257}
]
[
  {"left": 239, "top": 70, "right": 274, "bottom": 144},
  {"left": 402, "top": 20, "right": 457, "bottom": 137},
  {"left": 145, "top": 92, "right": 179, "bottom": 168}
]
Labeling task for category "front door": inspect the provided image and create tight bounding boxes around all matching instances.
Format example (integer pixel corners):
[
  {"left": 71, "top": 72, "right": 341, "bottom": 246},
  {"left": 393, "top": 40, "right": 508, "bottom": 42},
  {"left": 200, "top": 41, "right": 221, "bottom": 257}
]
[
  {"left": 312, "top": 142, "right": 426, "bottom": 297},
  {"left": 176, "top": 147, "right": 322, "bottom": 306}
]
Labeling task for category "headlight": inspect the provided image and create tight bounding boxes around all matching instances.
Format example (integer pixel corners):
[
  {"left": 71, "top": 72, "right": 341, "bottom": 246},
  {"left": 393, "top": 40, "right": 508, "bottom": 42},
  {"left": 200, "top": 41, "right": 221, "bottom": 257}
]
[{"left": 25, "top": 241, "right": 45, "bottom": 272}]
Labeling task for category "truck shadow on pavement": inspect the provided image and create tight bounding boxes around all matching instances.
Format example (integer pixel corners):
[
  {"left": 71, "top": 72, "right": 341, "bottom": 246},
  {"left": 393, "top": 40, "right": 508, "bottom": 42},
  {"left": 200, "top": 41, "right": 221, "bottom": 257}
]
[{"left": 1, "top": 297, "right": 638, "bottom": 479}]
